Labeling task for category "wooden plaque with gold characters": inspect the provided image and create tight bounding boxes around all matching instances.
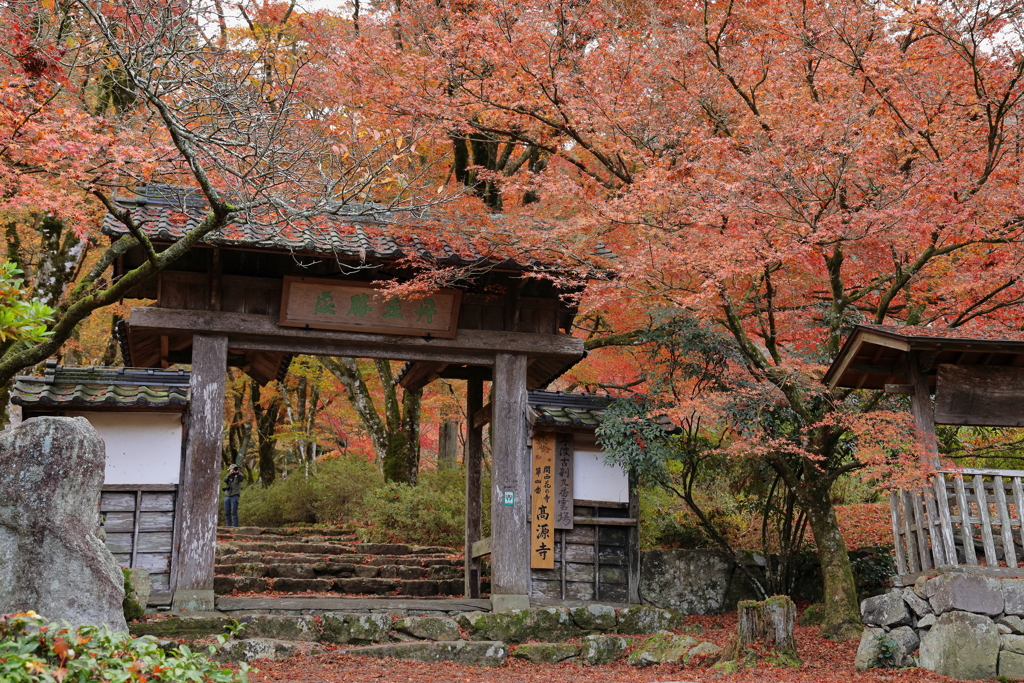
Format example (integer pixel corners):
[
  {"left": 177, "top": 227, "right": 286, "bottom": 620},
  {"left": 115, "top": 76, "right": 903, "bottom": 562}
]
[
  {"left": 279, "top": 276, "right": 461, "bottom": 338},
  {"left": 531, "top": 433, "right": 557, "bottom": 569}
]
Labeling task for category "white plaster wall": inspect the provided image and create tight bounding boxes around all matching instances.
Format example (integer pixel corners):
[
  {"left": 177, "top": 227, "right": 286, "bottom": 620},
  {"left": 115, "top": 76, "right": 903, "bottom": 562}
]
[
  {"left": 573, "top": 448, "right": 629, "bottom": 503},
  {"left": 68, "top": 412, "right": 183, "bottom": 485}
]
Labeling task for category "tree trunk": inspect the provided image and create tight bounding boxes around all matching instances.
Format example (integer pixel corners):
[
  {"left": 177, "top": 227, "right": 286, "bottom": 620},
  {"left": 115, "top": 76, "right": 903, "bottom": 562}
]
[
  {"left": 250, "top": 379, "right": 283, "bottom": 487},
  {"left": 800, "top": 474, "right": 862, "bottom": 640},
  {"left": 438, "top": 419, "right": 459, "bottom": 469},
  {"left": 719, "top": 596, "right": 800, "bottom": 668}
]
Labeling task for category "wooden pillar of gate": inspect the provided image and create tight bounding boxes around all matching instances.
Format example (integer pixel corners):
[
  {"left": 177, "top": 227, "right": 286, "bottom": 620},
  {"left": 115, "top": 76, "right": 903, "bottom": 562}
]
[
  {"left": 489, "top": 352, "right": 531, "bottom": 609},
  {"left": 464, "top": 377, "right": 484, "bottom": 598},
  {"left": 172, "top": 334, "right": 228, "bottom": 612},
  {"left": 908, "top": 351, "right": 940, "bottom": 470}
]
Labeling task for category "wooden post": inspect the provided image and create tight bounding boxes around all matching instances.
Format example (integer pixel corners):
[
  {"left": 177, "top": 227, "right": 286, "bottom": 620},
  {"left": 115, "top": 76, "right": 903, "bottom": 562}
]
[
  {"left": 490, "top": 352, "right": 531, "bottom": 608},
  {"left": 908, "top": 351, "right": 940, "bottom": 469},
  {"left": 464, "top": 377, "right": 484, "bottom": 599},
  {"left": 172, "top": 334, "right": 228, "bottom": 612}
]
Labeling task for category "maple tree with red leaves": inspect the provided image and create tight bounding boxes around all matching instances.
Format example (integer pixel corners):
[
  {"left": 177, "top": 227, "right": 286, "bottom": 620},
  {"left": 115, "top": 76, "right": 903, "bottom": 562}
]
[
  {"left": 327, "top": 0, "right": 1024, "bottom": 636},
  {"left": 0, "top": 0, "right": 448, "bottom": 389}
]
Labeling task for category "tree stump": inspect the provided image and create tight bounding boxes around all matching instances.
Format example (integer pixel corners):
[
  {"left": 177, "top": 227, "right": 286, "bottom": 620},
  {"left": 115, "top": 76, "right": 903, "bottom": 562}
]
[{"left": 718, "top": 596, "right": 801, "bottom": 669}]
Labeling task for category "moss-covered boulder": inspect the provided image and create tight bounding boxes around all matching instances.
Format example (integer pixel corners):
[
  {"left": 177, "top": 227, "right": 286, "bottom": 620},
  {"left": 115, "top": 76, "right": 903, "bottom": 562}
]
[
  {"left": 322, "top": 613, "right": 392, "bottom": 644},
  {"left": 580, "top": 634, "right": 628, "bottom": 665},
  {"left": 626, "top": 631, "right": 699, "bottom": 666},
  {"left": 616, "top": 606, "right": 685, "bottom": 635},
  {"left": 394, "top": 616, "right": 460, "bottom": 641},
  {"left": 129, "top": 616, "right": 232, "bottom": 640},
  {"left": 798, "top": 604, "right": 826, "bottom": 627},
  {"left": 512, "top": 642, "right": 580, "bottom": 663},
  {"left": 456, "top": 608, "right": 577, "bottom": 644},
  {"left": 572, "top": 604, "right": 617, "bottom": 633},
  {"left": 236, "top": 615, "right": 321, "bottom": 641}
]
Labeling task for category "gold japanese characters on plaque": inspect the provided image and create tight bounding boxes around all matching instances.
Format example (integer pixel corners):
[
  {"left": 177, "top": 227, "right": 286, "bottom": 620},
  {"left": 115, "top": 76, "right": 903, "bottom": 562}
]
[
  {"left": 531, "top": 433, "right": 556, "bottom": 569},
  {"left": 279, "top": 276, "right": 462, "bottom": 338}
]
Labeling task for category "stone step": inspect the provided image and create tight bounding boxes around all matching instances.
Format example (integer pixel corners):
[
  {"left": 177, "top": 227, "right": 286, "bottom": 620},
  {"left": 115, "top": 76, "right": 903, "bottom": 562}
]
[
  {"left": 218, "top": 533, "right": 359, "bottom": 545},
  {"left": 339, "top": 640, "right": 508, "bottom": 667},
  {"left": 218, "top": 526, "right": 358, "bottom": 537},
  {"left": 216, "top": 552, "right": 369, "bottom": 566},
  {"left": 216, "top": 560, "right": 463, "bottom": 581},
  {"left": 214, "top": 562, "right": 358, "bottom": 579},
  {"left": 213, "top": 575, "right": 465, "bottom": 596},
  {"left": 220, "top": 541, "right": 360, "bottom": 555}
]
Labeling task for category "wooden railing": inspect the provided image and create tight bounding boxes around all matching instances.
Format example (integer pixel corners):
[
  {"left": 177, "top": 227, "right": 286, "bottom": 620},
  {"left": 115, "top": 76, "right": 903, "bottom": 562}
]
[{"left": 891, "top": 468, "right": 1024, "bottom": 576}]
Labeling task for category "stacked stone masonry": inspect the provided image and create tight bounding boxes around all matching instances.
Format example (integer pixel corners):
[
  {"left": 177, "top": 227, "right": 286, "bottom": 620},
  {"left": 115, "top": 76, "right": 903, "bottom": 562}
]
[
  {"left": 214, "top": 527, "right": 468, "bottom": 598},
  {"left": 131, "top": 605, "right": 723, "bottom": 666},
  {"left": 857, "top": 568, "right": 1024, "bottom": 680}
]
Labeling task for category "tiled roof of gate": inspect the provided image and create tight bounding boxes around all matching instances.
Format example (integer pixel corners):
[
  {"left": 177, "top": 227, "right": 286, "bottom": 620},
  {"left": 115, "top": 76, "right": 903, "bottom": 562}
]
[
  {"left": 101, "top": 185, "right": 613, "bottom": 267},
  {"left": 12, "top": 361, "right": 190, "bottom": 409},
  {"left": 528, "top": 391, "right": 614, "bottom": 428}
]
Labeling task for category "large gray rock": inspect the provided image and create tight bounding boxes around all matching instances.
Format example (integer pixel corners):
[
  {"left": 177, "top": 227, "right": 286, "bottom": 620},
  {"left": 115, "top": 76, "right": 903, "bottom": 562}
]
[
  {"left": 571, "top": 604, "right": 617, "bottom": 633},
  {"left": 860, "top": 591, "right": 911, "bottom": 627},
  {"left": 394, "top": 616, "right": 460, "bottom": 641},
  {"left": 919, "top": 611, "right": 999, "bottom": 680},
  {"left": 1003, "top": 634, "right": 1024, "bottom": 655},
  {"left": 342, "top": 641, "right": 508, "bottom": 666},
  {"left": 456, "top": 608, "right": 576, "bottom": 644},
  {"left": 854, "top": 627, "right": 886, "bottom": 671},
  {"left": 580, "top": 634, "right": 627, "bottom": 665},
  {"left": 616, "top": 605, "right": 685, "bottom": 635},
  {"left": 512, "top": 642, "right": 579, "bottom": 663},
  {"left": 1004, "top": 580, "right": 1024, "bottom": 616},
  {"left": 902, "top": 588, "right": 931, "bottom": 617},
  {"left": 214, "top": 638, "right": 323, "bottom": 663},
  {"left": 322, "top": 612, "right": 392, "bottom": 644},
  {"left": 236, "top": 615, "right": 321, "bottom": 641},
  {"left": 0, "top": 417, "right": 126, "bottom": 632},
  {"left": 1002, "top": 616, "right": 1024, "bottom": 634},
  {"left": 626, "top": 631, "right": 699, "bottom": 666},
  {"left": 927, "top": 573, "right": 1004, "bottom": 616},
  {"left": 1001, "top": 651, "right": 1024, "bottom": 680},
  {"left": 888, "top": 626, "right": 920, "bottom": 667},
  {"left": 639, "top": 549, "right": 733, "bottom": 614}
]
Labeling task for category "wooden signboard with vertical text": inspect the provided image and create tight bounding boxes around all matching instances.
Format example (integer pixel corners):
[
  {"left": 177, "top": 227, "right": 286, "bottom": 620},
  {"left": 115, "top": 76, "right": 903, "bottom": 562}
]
[
  {"left": 279, "top": 276, "right": 461, "bottom": 338},
  {"left": 554, "top": 433, "right": 574, "bottom": 530},
  {"left": 531, "top": 433, "right": 556, "bottom": 569}
]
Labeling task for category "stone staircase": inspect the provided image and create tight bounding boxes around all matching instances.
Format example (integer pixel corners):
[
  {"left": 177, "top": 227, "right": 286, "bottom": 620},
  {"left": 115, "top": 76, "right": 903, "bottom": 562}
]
[{"left": 214, "top": 526, "right": 468, "bottom": 598}]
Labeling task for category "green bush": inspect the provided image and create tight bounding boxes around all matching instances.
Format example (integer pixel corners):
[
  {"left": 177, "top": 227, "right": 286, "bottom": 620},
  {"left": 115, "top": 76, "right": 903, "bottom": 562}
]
[
  {"left": 361, "top": 469, "right": 467, "bottom": 547},
  {"left": 237, "top": 470, "right": 317, "bottom": 527},
  {"left": 638, "top": 486, "right": 745, "bottom": 549},
  {"left": 0, "top": 612, "right": 248, "bottom": 682},
  {"left": 311, "top": 455, "right": 384, "bottom": 522}
]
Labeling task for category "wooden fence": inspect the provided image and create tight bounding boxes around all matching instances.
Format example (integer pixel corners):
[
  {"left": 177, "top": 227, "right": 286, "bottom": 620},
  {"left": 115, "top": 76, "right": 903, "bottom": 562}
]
[{"left": 891, "top": 468, "right": 1024, "bottom": 575}]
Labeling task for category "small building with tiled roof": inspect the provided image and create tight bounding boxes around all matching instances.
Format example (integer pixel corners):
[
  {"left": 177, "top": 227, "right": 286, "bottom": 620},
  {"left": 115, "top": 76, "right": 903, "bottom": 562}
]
[
  {"left": 520, "top": 391, "right": 637, "bottom": 603},
  {"left": 12, "top": 360, "right": 190, "bottom": 605}
]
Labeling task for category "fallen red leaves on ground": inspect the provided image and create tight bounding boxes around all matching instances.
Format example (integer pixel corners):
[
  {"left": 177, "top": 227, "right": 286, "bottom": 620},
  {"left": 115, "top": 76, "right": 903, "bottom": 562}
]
[{"left": 250, "top": 612, "right": 953, "bottom": 683}]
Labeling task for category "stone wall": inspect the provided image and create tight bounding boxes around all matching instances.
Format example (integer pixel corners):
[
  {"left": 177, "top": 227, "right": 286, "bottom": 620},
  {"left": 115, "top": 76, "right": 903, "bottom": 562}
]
[
  {"left": 856, "top": 567, "right": 1024, "bottom": 680},
  {"left": 638, "top": 548, "right": 864, "bottom": 614}
]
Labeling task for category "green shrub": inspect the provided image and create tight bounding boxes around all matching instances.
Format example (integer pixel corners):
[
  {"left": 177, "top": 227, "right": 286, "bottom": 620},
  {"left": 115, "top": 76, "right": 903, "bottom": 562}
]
[
  {"left": 851, "top": 548, "right": 897, "bottom": 600},
  {"left": 237, "top": 471, "right": 317, "bottom": 527},
  {"left": 0, "top": 612, "right": 248, "bottom": 682},
  {"left": 121, "top": 569, "right": 144, "bottom": 623},
  {"left": 638, "top": 486, "right": 745, "bottom": 549},
  {"left": 311, "top": 455, "right": 384, "bottom": 523},
  {"left": 361, "top": 469, "right": 467, "bottom": 547}
]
